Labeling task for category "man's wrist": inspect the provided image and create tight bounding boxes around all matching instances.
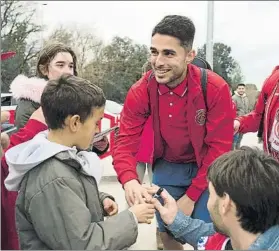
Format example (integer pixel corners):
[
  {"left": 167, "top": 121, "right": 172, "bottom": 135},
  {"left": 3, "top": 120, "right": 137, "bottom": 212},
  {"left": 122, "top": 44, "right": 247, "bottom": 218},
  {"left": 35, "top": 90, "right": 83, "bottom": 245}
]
[
  {"left": 163, "top": 213, "right": 178, "bottom": 226},
  {"left": 119, "top": 171, "right": 139, "bottom": 186},
  {"left": 166, "top": 210, "right": 186, "bottom": 234},
  {"left": 123, "top": 178, "right": 139, "bottom": 189}
]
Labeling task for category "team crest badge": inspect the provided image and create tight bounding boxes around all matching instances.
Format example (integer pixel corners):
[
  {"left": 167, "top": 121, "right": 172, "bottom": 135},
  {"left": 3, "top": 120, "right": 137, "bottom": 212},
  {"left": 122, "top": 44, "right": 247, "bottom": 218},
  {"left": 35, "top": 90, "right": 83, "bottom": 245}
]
[{"left": 195, "top": 109, "right": 206, "bottom": 126}]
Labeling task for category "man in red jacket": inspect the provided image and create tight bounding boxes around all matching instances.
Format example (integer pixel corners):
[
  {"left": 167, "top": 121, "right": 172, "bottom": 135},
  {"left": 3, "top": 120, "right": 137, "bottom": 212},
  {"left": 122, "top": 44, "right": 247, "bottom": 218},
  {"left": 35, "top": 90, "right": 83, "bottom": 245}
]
[
  {"left": 112, "top": 15, "right": 234, "bottom": 250},
  {"left": 234, "top": 66, "right": 279, "bottom": 162}
]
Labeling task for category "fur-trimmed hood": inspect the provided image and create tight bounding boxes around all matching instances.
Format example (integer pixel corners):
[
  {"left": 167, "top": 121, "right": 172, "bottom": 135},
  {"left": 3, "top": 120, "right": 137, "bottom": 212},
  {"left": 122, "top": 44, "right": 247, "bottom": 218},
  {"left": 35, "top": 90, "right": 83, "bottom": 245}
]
[{"left": 10, "top": 75, "right": 48, "bottom": 103}]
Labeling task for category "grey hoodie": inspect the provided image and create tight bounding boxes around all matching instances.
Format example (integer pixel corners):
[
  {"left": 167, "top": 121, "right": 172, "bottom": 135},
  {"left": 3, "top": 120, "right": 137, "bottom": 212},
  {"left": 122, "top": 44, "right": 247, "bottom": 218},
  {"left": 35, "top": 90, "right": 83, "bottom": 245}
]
[
  {"left": 5, "top": 130, "right": 103, "bottom": 191},
  {"left": 4, "top": 131, "right": 138, "bottom": 250}
]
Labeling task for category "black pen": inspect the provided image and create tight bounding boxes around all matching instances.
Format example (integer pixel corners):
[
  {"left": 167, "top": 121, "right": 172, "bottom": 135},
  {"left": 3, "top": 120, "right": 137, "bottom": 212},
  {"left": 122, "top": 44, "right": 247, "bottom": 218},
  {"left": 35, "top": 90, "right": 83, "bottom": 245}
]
[{"left": 153, "top": 187, "right": 164, "bottom": 199}]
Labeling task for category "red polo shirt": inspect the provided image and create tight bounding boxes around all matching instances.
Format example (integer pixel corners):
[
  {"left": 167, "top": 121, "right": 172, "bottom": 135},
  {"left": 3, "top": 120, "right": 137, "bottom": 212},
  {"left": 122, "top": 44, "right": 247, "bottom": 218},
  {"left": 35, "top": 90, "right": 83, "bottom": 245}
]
[{"left": 158, "top": 78, "right": 196, "bottom": 163}]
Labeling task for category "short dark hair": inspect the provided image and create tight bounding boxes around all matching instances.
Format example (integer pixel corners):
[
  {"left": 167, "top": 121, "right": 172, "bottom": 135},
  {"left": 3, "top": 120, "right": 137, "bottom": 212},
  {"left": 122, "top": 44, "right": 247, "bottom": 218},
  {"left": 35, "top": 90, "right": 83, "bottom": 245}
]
[
  {"left": 237, "top": 83, "right": 246, "bottom": 88},
  {"left": 37, "top": 43, "right": 78, "bottom": 79},
  {"left": 207, "top": 146, "right": 279, "bottom": 234},
  {"left": 152, "top": 15, "right": 195, "bottom": 49},
  {"left": 41, "top": 74, "right": 106, "bottom": 130}
]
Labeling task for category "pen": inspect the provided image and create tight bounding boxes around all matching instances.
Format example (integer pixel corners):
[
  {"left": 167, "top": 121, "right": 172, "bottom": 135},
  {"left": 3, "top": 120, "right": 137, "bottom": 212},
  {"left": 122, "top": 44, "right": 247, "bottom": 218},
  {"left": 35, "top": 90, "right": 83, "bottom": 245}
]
[{"left": 153, "top": 187, "right": 164, "bottom": 199}]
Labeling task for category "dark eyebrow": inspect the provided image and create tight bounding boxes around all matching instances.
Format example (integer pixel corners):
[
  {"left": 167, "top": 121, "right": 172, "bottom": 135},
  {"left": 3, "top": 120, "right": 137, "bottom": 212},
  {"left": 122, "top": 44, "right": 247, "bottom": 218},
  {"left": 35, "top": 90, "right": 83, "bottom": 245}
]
[
  {"left": 150, "top": 47, "right": 176, "bottom": 54},
  {"left": 163, "top": 49, "right": 176, "bottom": 54}
]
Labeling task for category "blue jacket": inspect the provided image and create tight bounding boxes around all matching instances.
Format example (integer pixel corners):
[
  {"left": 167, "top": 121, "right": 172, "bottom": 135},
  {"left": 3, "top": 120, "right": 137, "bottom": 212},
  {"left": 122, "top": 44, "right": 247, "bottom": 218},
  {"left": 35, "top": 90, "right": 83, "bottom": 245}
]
[{"left": 167, "top": 210, "right": 279, "bottom": 250}]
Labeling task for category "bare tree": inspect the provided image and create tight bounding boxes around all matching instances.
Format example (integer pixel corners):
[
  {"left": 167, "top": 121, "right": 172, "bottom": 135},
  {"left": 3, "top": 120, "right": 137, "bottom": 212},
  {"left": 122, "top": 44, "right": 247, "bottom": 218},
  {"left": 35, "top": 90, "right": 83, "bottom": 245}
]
[{"left": 1, "top": 0, "right": 42, "bottom": 91}]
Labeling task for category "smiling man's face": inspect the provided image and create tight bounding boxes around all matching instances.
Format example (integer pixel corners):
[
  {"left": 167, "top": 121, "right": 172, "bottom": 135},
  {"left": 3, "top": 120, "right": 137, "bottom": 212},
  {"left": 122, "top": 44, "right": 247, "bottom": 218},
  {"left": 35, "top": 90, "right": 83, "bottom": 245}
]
[{"left": 150, "top": 33, "right": 195, "bottom": 88}]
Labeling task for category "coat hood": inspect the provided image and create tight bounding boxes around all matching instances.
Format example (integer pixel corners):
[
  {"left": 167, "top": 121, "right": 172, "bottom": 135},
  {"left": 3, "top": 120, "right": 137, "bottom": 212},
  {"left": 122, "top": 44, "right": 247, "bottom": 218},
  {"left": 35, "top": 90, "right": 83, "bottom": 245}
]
[
  {"left": 4, "top": 130, "right": 103, "bottom": 191},
  {"left": 10, "top": 75, "right": 47, "bottom": 103}
]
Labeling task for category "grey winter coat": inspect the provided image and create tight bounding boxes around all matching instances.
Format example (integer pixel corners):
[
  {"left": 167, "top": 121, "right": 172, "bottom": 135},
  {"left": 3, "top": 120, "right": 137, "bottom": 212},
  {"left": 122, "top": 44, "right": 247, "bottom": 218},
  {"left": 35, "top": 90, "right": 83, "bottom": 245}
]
[
  {"left": 4, "top": 131, "right": 138, "bottom": 250},
  {"left": 232, "top": 92, "right": 250, "bottom": 116}
]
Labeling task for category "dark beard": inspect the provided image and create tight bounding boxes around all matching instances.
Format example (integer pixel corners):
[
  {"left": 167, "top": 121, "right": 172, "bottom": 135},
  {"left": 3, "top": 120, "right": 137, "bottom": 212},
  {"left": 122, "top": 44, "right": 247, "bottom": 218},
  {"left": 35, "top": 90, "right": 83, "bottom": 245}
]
[{"left": 166, "top": 69, "right": 187, "bottom": 88}]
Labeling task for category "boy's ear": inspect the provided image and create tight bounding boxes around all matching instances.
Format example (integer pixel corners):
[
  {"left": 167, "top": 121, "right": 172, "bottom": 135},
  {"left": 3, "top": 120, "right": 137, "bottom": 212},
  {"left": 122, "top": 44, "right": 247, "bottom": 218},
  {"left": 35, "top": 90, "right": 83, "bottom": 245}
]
[
  {"left": 186, "top": 49, "right": 196, "bottom": 64},
  {"left": 67, "top": 115, "right": 81, "bottom": 132}
]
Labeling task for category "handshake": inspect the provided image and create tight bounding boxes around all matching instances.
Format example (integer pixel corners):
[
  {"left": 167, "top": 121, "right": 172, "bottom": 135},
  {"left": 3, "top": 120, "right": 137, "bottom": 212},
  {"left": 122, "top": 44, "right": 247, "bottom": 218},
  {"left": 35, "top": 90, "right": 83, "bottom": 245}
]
[{"left": 126, "top": 180, "right": 178, "bottom": 226}]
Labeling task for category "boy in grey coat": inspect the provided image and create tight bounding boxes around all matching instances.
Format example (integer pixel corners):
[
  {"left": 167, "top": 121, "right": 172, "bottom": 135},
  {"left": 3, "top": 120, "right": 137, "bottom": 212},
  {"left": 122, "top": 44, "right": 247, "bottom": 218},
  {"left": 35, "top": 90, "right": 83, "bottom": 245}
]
[
  {"left": 232, "top": 84, "right": 249, "bottom": 149},
  {"left": 5, "top": 74, "right": 155, "bottom": 250}
]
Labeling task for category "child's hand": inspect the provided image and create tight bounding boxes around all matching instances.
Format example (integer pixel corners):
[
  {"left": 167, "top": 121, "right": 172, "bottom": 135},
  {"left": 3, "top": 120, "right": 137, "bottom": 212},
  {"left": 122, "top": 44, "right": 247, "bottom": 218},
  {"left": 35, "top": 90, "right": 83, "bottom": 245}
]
[
  {"left": 129, "top": 203, "right": 155, "bottom": 224},
  {"left": 103, "top": 198, "right": 118, "bottom": 216}
]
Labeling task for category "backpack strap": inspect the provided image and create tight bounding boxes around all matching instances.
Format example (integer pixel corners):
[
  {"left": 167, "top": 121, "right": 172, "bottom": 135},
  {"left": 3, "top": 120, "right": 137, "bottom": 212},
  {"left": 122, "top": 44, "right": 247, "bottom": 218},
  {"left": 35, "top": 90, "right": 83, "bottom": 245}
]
[
  {"left": 200, "top": 68, "right": 208, "bottom": 110},
  {"left": 147, "top": 71, "right": 154, "bottom": 115}
]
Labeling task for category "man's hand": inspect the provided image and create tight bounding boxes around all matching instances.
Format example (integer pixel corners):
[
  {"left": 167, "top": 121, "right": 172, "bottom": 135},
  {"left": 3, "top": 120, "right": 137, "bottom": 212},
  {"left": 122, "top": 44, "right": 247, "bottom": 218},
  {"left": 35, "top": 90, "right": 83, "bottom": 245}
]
[
  {"left": 93, "top": 136, "right": 109, "bottom": 152},
  {"left": 124, "top": 179, "right": 152, "bottom": 206},
  {"left": 29, "top": 107, "right": 46, "bottom": 126},
  {"left": 177, "top": 194, "right": 195, "bottom": 216},
  {"left": 234, "top": 120, "right": 240, "bottom": 135},
  {"left": 147, "top": 185, "right": 178, "bottom": 225},
  {"left": 103, "top": 198, "right": 118, "bottom": 216}
]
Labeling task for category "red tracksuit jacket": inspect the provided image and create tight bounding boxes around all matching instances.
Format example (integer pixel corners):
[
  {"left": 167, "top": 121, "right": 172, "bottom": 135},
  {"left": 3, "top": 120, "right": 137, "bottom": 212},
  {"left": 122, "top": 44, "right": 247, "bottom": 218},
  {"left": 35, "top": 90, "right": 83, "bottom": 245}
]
[
  {"left": 112, "top": 64, "right": 234, "bottom": 201},
  {"left": 238, "top": 66, "right": 279, "bottom": 159}
]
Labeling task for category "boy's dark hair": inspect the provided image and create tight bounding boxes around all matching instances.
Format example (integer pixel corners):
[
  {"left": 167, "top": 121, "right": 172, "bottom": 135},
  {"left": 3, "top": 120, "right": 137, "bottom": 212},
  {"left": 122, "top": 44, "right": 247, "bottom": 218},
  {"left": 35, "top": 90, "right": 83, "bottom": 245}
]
[
  {"left": 152, "top": 15, "right": 195, "bottom": 49},
  {"left": 37, "top": 42, "right": 78, "bottom": 79},
  {"left": 207, "top": 146, "right": 279, "bottom": 234},
  {"left": 237, "top": 83, "right": 246, "bottom": 88},
  {"left": 41, "top": 74, "right": 106, "bottom": 130}
]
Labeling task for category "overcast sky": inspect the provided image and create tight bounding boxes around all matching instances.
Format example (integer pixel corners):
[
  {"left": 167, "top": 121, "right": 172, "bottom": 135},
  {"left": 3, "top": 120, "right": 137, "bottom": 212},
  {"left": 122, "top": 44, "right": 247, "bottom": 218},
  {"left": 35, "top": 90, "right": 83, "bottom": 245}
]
[{"left": 37, "top": 1, "right": 279, "bottom": 89}]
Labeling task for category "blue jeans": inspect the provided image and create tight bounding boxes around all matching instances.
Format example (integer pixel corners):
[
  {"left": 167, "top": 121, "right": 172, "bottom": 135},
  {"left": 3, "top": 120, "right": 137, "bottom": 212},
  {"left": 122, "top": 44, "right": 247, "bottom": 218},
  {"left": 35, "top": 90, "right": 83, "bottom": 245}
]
[{"left": 152, "top": 158, "right": 211, "bottom": 232}]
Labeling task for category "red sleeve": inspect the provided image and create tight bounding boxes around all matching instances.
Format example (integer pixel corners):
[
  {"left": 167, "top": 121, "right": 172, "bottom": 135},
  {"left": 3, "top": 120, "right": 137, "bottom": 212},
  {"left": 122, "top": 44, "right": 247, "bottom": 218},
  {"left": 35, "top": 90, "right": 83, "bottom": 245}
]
[
  {"left": 237, "top": 78, "right": 269, "bottom": 133},
  {"left": 238, "top": 66, "right": 279, "bottom": 132},
  {"left": 112, "top": 80, "right": 149, "bottom": 185},
  {"left": 1, "top": 119, "right": 47, "bottom": 178},
  {"left": 186, "top": 79, "right": 234, "bottom": 201}
]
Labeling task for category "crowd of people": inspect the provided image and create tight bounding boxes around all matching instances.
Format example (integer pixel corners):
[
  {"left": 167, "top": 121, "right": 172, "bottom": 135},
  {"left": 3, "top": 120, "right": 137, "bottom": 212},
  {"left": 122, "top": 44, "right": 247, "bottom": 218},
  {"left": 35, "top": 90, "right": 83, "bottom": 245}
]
[{"left": 1, "top": 14, "right": 279, "bottom": 250}]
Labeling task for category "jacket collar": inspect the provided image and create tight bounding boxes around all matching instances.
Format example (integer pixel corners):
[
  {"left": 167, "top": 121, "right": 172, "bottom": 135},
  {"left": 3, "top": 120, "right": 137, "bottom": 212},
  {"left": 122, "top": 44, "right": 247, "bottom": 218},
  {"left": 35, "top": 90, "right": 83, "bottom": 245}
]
[
  {"left": 158, "top": 77, "right": 188, "bottom": 97},
  {"left": 248, "top": 225, "right": 279, "bottom": 250}
]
